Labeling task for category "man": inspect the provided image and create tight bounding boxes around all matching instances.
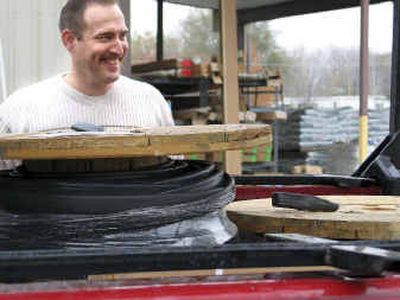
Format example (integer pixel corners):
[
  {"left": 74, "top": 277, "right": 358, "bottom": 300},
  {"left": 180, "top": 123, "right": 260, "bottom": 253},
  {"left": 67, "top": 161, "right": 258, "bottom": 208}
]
[
  {"left": 0, "top": 0, "right": 174, "bottom": 134},
  {"left": 0, "top": 0, "right": 174, "bottom": 169}
]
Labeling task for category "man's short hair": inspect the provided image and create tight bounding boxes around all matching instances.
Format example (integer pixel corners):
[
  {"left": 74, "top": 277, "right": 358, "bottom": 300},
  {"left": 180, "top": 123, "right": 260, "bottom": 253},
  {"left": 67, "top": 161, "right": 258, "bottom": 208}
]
[{"left": 59, "top": 0, "right": 119, "bottom": 38}]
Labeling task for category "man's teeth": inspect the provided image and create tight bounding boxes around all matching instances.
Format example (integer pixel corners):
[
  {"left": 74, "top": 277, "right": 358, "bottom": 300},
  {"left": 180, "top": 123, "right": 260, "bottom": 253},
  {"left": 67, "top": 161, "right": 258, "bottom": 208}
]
[{"left": 102, "top": 59, "right": 119, "bottom": 64}]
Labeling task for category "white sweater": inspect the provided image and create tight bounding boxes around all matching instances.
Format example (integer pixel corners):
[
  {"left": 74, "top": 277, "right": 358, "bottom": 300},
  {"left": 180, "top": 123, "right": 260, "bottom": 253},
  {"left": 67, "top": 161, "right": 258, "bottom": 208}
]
[
  {"left": 0, "top": 74, "right": 174, "bottom": 169},
  {"left": 0, "top": 74, "right": 174, "bottom": 133}
]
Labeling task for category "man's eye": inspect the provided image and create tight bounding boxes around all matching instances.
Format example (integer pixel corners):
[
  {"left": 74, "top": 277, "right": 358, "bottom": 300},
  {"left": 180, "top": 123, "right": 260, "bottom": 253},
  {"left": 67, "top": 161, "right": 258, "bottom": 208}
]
[
  {"left": 97, "top": 34, "right": 112, "bottom": 40},
  {"left": 120, "top": 32, "right": 127, "bottom": 39}
]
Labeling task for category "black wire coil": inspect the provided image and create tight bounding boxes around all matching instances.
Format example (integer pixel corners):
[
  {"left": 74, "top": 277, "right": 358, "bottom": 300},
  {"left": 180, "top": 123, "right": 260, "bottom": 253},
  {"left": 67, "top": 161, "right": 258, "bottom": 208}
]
[{"left": 0, "top": 160, "right": 235, "bottom": 244}]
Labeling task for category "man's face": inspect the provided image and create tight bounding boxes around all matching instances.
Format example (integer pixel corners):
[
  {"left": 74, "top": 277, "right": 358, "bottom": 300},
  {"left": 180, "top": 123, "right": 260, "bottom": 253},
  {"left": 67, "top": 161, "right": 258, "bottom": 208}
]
[{"left": 71, "top": 3, "right": 129, "bottom": 87}]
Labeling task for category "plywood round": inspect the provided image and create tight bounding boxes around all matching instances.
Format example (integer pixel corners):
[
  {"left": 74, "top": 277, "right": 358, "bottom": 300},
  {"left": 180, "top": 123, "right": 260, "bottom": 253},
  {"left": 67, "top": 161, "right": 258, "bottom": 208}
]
[
  {"left": 226, "top": 196, "right": 400, "bottom": 240},
  {"left": 0, "top": 124, "right": 271, "bottom": 159}
]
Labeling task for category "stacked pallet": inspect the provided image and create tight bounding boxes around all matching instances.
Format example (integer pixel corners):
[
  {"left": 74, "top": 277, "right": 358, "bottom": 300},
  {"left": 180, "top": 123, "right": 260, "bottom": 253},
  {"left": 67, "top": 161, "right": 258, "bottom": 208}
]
[
  {"left": 186, "top": 145, "right": 273, "bottom": 165},
  {"left": 241, "top": 144, "right": 272, "bottom": 163},
  {"left": 131, "top": 58, "right": 217, "bottom": 79},
  {"left": 239, "top": 69, "right": 283, "bottom": 109}
]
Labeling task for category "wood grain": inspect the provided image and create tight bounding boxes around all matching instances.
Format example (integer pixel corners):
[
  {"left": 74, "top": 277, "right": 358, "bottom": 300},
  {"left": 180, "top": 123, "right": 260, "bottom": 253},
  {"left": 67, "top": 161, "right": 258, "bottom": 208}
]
[
  {"left": 0, "top": 124, "right": 271, "bottom": 159},
  {"left": 220, "top": 0, "right": 241, "bottom": 175},
  {"left": 88, "top": 266, "right": 338, "bottom": 281},
  {"left": 131, "top": 58, "right": 179, "bottom": 73},
  {"left": 255, "top": 110, "right": 287, "bottom": 122},
  {"left": 226, "top": 196, "right": 400, "bottom": 240}
]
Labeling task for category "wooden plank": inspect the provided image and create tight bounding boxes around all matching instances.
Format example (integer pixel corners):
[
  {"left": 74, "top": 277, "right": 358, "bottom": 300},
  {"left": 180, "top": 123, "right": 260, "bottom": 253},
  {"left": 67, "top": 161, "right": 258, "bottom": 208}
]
[
  {"left": 0, "top": 124, "right": 271, "bottom": 159},
  {"left": 291, "top": 164, "right": 323, "bottom": 175},
  {"left": 226, "top": 196, "right": 400, "bottom": 240},
  {"left": 88, "top": 266, "right": 338, "bottom": 281},
  {"left": 131, "top": 59, "right": 178, "bottom": 73},
  {"left": 256, "top": 111, "right": 287, "bottom": 122},
  {"left": 220, "top": 0, "right": 241, "bottom": 175}
]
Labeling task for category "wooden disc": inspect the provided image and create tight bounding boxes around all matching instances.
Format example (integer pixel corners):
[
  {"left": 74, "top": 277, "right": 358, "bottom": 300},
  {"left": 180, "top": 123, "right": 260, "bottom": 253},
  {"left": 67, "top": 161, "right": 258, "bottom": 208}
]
[
  {"left": 0, "top": 124, "right": 271, "bottom": 160},
  {"left": 226, "top": 196, "right": 400, "bottom": 240}
]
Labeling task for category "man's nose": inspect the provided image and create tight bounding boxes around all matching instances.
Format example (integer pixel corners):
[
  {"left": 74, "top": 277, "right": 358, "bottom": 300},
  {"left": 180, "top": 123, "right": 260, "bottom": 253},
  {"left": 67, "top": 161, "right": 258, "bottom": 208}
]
[{"left": 110, "top": 39, "right": 127, "bottom": 55}]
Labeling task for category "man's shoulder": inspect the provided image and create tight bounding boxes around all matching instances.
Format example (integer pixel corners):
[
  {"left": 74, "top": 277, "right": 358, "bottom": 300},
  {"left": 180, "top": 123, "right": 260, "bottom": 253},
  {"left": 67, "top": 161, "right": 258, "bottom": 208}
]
[
  {"left": 116, "top": 76, "right": 163, "bottom": 96},
  {"left": 5, "top": 75, "right": 63, "bottom": 103}
]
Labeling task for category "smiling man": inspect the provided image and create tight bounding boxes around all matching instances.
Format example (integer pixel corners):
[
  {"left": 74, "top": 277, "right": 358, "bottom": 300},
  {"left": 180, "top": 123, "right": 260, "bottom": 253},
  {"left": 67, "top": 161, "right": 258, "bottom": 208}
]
[
  {"left": 60, "top": 0, "right": 130, "bottom": 96},
  {"left": 0, "top": 0, "right": 174, "bottom": 135}
]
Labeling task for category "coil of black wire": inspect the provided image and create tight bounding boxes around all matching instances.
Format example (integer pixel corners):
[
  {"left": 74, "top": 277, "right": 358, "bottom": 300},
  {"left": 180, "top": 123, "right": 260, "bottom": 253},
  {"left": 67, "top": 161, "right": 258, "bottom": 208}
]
[{"left": 0, "top": 159, "right": 235, "bottom": 247}]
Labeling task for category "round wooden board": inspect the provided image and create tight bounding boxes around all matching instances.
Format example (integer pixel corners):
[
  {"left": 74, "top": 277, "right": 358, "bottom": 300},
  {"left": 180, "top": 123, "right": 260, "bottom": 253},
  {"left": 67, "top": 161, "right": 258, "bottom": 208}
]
[
  {"left": 225, "top": 196, "right": 400, "bottom": 240},
  {"left": 0, "top": 124, "right": 271, "bottom": 159}
]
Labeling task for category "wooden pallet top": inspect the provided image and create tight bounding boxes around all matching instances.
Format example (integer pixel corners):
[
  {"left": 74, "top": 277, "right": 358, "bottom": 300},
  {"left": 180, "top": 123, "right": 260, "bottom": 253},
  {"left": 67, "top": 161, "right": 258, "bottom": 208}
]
[
  {"left": 0, "top": 124, "right": 271, "bottom": 159},
  {"left": 226, "top": 196, "right": 400, "bottom": 240}
]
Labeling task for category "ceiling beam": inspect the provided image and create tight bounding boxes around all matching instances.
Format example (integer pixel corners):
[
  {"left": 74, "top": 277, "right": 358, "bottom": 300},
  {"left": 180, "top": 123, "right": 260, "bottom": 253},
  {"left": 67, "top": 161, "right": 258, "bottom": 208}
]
[{"left": 238, "top": 0, "right": 389, "bottom": 24}]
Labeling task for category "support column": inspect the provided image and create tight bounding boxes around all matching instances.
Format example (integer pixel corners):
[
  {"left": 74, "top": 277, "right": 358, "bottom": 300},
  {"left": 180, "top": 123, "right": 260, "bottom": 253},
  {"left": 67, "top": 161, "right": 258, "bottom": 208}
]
[
  {"left": 358, "top": 0, "right": 369, "bottom": 163},
  {"left": 120, "top": 0, "right": 131, "bottom": 77},
  {"left": 156, "top": 0, "right": 164, "bottom": 61},
  {"left": 390, "top": 0, "right": 400, "bottom": 132},
  {"left": 220, "top": 0, "right": 241, "bottom": 174}
]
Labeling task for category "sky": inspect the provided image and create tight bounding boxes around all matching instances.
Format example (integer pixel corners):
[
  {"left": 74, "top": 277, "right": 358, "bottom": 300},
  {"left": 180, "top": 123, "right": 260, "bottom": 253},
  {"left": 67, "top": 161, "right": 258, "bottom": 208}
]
[
  {"left": 269, "top": 1, "right": 393, "bottom": 53},
  {"left": 131, "top": 0, "right": 393, "bottom": 54},
  {"left": 131, "top": 0, "right": 193, "bottom": 34}
]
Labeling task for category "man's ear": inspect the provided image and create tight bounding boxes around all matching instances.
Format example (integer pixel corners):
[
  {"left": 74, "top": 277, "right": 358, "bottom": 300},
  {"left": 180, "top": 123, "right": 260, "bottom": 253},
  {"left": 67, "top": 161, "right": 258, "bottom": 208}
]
[{"left": 61, "top": 29, "right": 78, "bottom": 52}]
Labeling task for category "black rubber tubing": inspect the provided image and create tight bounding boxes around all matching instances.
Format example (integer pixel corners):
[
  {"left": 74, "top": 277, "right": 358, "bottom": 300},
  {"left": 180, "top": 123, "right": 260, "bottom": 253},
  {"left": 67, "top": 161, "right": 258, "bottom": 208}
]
[{"left": 0, "top": 160, "right": 235, "bottom": 235}]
